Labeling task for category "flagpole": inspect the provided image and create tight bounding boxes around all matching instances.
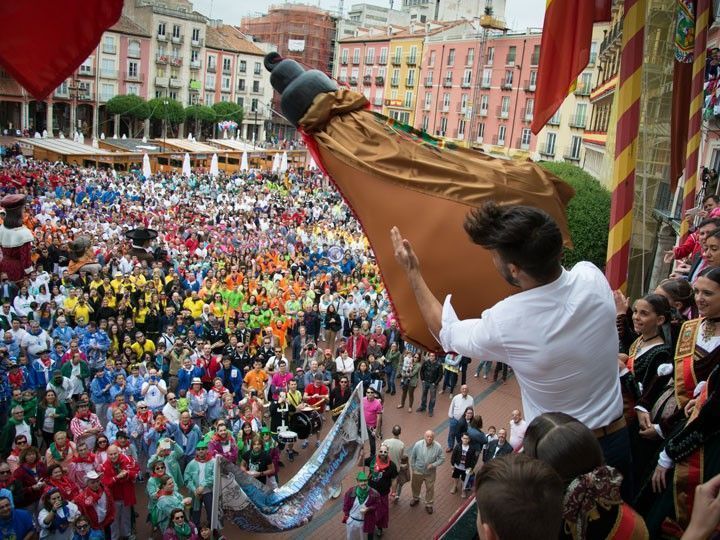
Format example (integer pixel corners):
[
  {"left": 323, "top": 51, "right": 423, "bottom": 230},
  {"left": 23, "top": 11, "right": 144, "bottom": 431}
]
[
  {"left": 679, "top": 0, "right": 710, "bottom": 240},
  {"left": 604, "top": 0, "right": 647, "bottom": 292}
]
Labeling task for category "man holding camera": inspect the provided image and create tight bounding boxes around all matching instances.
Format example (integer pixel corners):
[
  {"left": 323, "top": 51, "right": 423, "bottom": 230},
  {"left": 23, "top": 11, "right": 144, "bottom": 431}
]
[{"left": 142, "top": 367, "right": 167, "bottom": 413}]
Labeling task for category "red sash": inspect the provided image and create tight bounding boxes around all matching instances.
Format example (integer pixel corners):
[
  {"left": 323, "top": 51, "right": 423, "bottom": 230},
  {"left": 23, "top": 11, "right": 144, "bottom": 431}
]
[
  {"left": 673, "top": 319, "right": 702, "bottom": 408},
  {"left": 610, "top": 503, "right": 649, "bottom": 539}
]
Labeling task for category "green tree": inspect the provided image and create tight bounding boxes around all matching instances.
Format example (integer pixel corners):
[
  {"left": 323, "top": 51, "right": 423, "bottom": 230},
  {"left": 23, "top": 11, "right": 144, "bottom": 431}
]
[
  {"left": 539, "top": 162, "right": 611, "bottom": 269},
  {"left": 148, "top": 98, "right": 185, "bottom": 125},
  {"left": 211, "top": 102, "right": 244, "bottom": 124},
  {"left": 184, "top": 104, "right": 216, "bottom": 140},
  {"left": 105, "top": 95, "right": 151, "bottom": 137}
]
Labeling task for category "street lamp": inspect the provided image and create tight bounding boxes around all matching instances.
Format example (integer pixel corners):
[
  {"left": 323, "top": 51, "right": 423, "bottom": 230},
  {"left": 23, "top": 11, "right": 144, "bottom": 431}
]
[{"left": 162, "top": 99, "right": 169, "bottom": 149}]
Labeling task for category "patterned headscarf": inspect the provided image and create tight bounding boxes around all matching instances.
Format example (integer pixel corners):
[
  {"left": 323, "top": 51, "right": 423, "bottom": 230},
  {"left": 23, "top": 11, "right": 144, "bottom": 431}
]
[{"left": 562, "top": 465, "right": 623, "bottom": 540}]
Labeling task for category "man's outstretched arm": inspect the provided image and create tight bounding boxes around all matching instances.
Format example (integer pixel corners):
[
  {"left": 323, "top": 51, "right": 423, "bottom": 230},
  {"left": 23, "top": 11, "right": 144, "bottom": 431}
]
[{"left": 390, "top": 226, "right": 442, "bottom": 340}]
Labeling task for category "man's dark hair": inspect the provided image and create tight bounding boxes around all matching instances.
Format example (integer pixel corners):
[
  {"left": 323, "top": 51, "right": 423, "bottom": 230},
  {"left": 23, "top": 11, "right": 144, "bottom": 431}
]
[
  {"left": 475, "top": 453, "right": 564, "bottom": 540},
  {"left": 464, "top": 202, "right": 563, "bottom": 282},
  {"left": 392, "top": 425, "right": 401, "bottom": 436}
]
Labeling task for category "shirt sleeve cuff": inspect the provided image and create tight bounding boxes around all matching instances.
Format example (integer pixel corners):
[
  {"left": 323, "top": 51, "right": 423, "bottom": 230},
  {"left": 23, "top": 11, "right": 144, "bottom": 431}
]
[
  {"left": 634, "top": 405, "right": 648, "bottom": 413},
  {"left": 438, "top": 294, "right": 458, "bottom": 350},
  {"left": 658, "top": 450, "right": 673, "bottom": 469},
  {"left": 653, "top": 424, "right": 664, "bottom": 439}
]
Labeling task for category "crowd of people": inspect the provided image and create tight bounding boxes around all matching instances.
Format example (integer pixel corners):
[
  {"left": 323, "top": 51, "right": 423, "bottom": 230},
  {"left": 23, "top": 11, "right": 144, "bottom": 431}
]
[{"left": 0, "top": 147, "right": 719, "bottom": 540}]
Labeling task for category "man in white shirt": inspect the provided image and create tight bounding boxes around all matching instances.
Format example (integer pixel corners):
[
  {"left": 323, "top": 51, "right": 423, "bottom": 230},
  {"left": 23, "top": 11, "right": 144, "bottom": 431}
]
[
  {"left": 446, "top": 384, "right": 474, "bottom": 452},
  {"left": 141, "top": 368, "right": 167, "bottom": 413},
  {"left": 508, "top": 409, "right": 527, "bottom": 451},
  {"left": 162, "top": 393, "right": 181, "bottom": 424},
  {"left": 391, "top": 202, "right": 632, "bottom": 498}
]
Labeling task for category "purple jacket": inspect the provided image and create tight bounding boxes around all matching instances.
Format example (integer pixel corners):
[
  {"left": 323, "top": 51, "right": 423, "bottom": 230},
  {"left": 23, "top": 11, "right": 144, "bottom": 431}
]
[{"left": 342, "top": 486, "right": 381, "bottom": 534}]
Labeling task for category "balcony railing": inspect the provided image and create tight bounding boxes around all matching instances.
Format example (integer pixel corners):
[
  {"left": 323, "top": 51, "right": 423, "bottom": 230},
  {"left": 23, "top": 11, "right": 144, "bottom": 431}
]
[
  {"left": 207, "top": 64, "right": 216, "bottom": 73},
  {"left": 78, "top": 92, "right": 94, "bottom": 101},
  {"left": 169, "top": 57, "right": 183, "bottom": 67},
  {"left": 530, "top": 53, "right": 540, "bottom": 66},
  {"left": 55, "top": 88, "right": 69, "bottom": 98},
  {"left": 524, "top": 80, "right": 536, "bottom": 92},
  {"left": 442, "top": 105, "right": 450, "bottom": 112},
  {"left": 378, "top": 56, "right": 387, "bottom": 65},
  {"left": 515, "top": 137, "right": 530, "bottom": 150},
  {"left": 481, "top": 80, "right": 491, "bottom": 89},
  {"left": 563, "top": 147, "right": 581, "bottom": 161},
  {"left": 251, "top": 85, "right": 262, "bottom": 94},
  {"left": 102, "top": 43, "right": 117, "bottom": 54},
  {"left": 406, "top": 78, "right": 415, "bottom": 87},
  {"left": 424, "top": 78, "right": 433, "bottom": 87},
  {"left": 406, "top": 55, "right": 417, "bottom": 66},
  {"left": 496, "top": 106, "right": 509, "bottom": 119},
  {"left": 524, "top": 112, "right": 534, "bottom": 122},
  {"left": 492, "top": 135, "right": 506, "bottom": 145},
  {"left": 363, "top": 75, "right": 372, "bottom": 86},
  {"left": 501, "top": 81, "right": 513, "bottom": 90},
  {"left": 341, "top": 58, "right": 348, "bottom": 65},
  {"left": 349, "top": 77, "right": 358, "bottom": 86},
  {"left": 574, "top": 86, "right": 591, "bottom": 97},
  {"left": 156, "top": 55, "right": 169, "bottom": 65},
  {"left": 461, "top": 80, "right": 472, "bottom": 88},
  {"left": 189, "top": 80, "right": 201, "bottom": 92},
  {"left": 391, "top": 56, "right": 402, "bottom": 66},
  {"left": 157, "top": 33, "right": 167, "bottom": 42},
  {"left": 222, "top": 66, "right": 231, "bottom": 74},
  {"left": 506, "top": 57, "right": 515, "bottom": 66},
  {"left": 365, "top": 57, "right": 375, "bottom": 65},
  {"left": 548, "top": 115, "right": 561, "bottom": 126},
  {"left": 171, "top": 34, "right": 183, "bottom": 44},
  {"left": 78, "top": 68, "right": 94, "bottom": 77},
  {"left": 191, "top": 37, "right": 204, "bottom": 47},
  {"left": 190, "top": 60, "right": 201, "bottom": 70},
  {"left": 375, "top": 76, "right": 384, "bottom": 85},
  {"left": 155, "top": 76, "right": 169, "bottom": 87},
  {"left": 125, "top": 72, "right": 142, "bottom": 82},
  {"left": 373, "top": 98, "right": 383, "bottom": 106},
  {"left": 423, "top": 103, "right": 431, "bottom": 111},
  {"left": 352, "top": 57, "right": 360, "bottom": 65},
  {"left": 100, "top": 69, "right": 118, "bottom": 79},
  {"left": 479, "top": 108, "right": 488, "bottom": 117},
  {"left": 127, "top": 48, "right": 141, "bottom": 59},
  {"left": 443, "top": 78, "right": 452, "bottom": 87},
  {"left": 169, "top": 77, "right": 182, "bottom": 88},
  {"left": 568, "top": 114, "right": 587, "bottom": 129},
  {"left": 390, "top": 78, "right": 399, "bottom": 87},
  {"left": 205, "top": 80, "right": 215, "bottom": 90}
]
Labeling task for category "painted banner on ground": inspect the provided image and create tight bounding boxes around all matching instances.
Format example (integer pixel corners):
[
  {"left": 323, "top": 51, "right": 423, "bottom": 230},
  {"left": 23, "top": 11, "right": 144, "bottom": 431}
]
[{"left": 211, "top": 382, "right": 366, "bottom": 532}]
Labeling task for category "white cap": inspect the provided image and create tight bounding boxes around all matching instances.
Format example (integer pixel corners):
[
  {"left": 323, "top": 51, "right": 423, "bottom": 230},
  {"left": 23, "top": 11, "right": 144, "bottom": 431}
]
[{"left": 85, "top": 470, "right": 100, "bottom": 480}]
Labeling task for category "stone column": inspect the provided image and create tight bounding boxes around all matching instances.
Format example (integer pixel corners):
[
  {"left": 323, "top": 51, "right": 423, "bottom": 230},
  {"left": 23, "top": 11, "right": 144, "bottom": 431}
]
[
  {"left": 143, "top": 119, "right": 150, "bottom": 138},
  {"left": 649, "top": 223, "right": 677, "bottom": 288},
  {"left": 45, "top": 101, "right": 54, "bottom": 136},
  {"left": 113, "top": 114, "right": 120, "bottom": 138},
  {"left": 69, "top": 103, "right": 77, "bottom": 138},
  {"left": 92, "top": 105, "right": 99, "bottom": 139},
  {"left": 20, "top": 101, "right": 29, "bottom": 132},
  {"left": 178, "top": 122, "right": 184, "bottom": 139}
]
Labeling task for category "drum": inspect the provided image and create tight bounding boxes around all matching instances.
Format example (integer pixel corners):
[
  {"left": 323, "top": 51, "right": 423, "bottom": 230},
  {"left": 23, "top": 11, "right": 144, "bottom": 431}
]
[
  {"left": 289, "top": 412, "right": 312, "bottom": 439},
  {"left": 278, "top": 430, "right": 298, "bottom": 444},
  {"left": 307, "top": 410, "right": 323, "bottom": 435}
]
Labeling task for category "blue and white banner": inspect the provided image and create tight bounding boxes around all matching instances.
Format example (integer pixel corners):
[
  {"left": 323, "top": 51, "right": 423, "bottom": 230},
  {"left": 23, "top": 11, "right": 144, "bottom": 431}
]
[{"left": 211, "top": 382, "right": 367, "bottom": 532}]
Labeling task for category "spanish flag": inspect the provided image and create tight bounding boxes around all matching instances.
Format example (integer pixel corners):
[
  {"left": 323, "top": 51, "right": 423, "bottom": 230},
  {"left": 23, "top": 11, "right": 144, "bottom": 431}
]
[{"left": 531, "top": 0, "right": 613, "bottom": 134}]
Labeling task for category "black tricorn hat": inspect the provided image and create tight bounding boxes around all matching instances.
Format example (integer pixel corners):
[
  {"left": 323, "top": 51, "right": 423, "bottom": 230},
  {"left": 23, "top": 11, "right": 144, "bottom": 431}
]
[{"left": 125, "top": 228, "right": 158, "bottom": 241}]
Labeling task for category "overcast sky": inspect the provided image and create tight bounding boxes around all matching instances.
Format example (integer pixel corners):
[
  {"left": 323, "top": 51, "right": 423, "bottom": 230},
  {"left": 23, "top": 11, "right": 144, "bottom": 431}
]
[{"left": 192, "top": 0, "right": 546, "bottom": 32}]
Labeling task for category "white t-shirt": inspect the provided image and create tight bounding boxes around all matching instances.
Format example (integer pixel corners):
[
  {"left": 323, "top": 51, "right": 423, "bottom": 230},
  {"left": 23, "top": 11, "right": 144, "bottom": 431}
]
[{"left": 439, "top": 262, "right": 623, "bottom": 430}]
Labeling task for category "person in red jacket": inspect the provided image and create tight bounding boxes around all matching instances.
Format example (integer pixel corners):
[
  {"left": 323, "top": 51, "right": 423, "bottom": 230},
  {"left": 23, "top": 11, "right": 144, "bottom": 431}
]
[
  {"left": 74, "top": 470, "right": 115, "bottom": 531},
  {"left": 346, "top": 325, "right": 368, "bottom": 362},
  {"left": 101, "top": 444, "right": 139, "bottom": 540}
]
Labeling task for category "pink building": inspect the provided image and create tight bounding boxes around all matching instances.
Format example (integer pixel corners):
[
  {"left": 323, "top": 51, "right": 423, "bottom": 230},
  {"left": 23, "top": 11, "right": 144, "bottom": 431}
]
[
  {"left": 203, "top": 26, "right": 236, "bottom": 107},
  {"left": 412, "top": 27, "right": 540, "bottom": 151},
  {"left": 336, "top": 30, "right": 392, "bottom": 114},
  {"left": 414, "top": 22, "right": 483, "bottom": 141}
]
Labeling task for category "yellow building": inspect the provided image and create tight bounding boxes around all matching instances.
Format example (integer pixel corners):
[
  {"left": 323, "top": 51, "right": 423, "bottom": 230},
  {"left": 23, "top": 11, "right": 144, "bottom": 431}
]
[{"left": 385, "top": 22, "right": 458, "bottom": 125}]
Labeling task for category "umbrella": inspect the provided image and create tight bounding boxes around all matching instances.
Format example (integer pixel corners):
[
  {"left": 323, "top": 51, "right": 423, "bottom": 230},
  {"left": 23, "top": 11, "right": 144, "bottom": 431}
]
[
  {"left": 210, "top": 153, "right": 219, "bottom": 178},
  {"left": 79, "top": 133, "right": 84, "bottom": 145},
  {"left": 59, "top": 132, "right": 65, "bottom": 139},
  {"left": 280, "top": 151, "right": 288, "bottom": 173},
  {"left": 187, "top": 133, "right": 193, "bottom": 141},
  {"left": 142, "top": 153, "right": 152, "bottom": 178},
  {"left": 240, "top": 151, "right": 249, "bottom": 172},
  {"left": 271, "top": 152, "right": 280, "bottom": 173},
  {"left": 142, "top": 136, "right": 147, "bottom": 143},
  {"left": 182, "top": 153, "right": 191, "bottom": 177},
  {"left": 42, "top": 129, "right": 48, "bottom": 138},
  {"left": 121, "top": 134, "right": 127, "bottom": 139},
  {"left": 73, "top": 132, "right": 79, "bottom": 143},
  {"left": 100, "top": 133, "right": 105, "bottom": 140}
]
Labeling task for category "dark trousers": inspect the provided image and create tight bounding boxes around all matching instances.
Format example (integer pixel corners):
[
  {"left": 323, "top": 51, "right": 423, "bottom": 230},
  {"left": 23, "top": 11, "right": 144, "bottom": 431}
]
[
  {"left": 191, "top": 491, "right": 213, "bottom": 526},
  {"left": 367, "top": 426, "right": 377, "bottom": 457},
  {"left": 419, "top": 381, "right": 437, "bottom": 413},
  {"left": 493, "top": 362, "right": 508, "bottom": 381},
  {"left": 385, "top": 365, "right": 397, "bottom": 394},
  {"left": 442, "top": 370, "right": 458, "bottom": 393},
  {"left": 597, "top": 426, "right": 634, "bottom": 501}
]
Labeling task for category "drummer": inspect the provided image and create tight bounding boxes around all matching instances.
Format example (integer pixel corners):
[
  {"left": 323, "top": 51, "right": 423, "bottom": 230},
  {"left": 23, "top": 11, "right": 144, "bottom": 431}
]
[
  {"left": 284, "top": 379, "right": 304, "bottom": 461},
  {"left": 301, "top": 373, "right": 329, "bottom": 450}
]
